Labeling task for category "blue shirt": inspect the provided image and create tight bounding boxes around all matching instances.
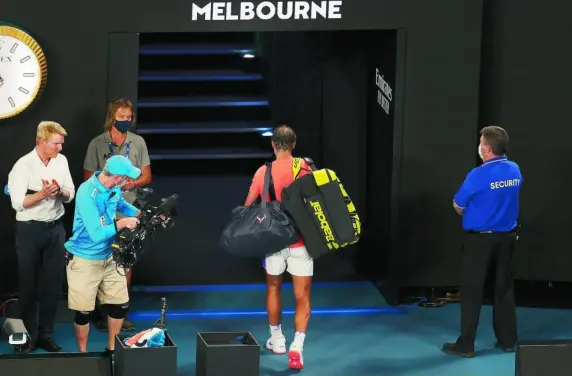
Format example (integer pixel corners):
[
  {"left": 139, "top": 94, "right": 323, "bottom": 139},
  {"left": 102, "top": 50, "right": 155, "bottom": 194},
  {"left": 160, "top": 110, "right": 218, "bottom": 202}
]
[
  {"left": 64, "top": 172, "right": 138, "bottom": 260},
  {"left": 454, "top": 156, "right": 522, "bottom": 232}
]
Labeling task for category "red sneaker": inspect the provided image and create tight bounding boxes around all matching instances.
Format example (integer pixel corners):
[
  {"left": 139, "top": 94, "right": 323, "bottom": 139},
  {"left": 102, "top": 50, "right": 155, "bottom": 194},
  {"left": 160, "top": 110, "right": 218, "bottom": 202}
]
[{"left": 288, "top": 345, "right": 304, "bottom": 370}]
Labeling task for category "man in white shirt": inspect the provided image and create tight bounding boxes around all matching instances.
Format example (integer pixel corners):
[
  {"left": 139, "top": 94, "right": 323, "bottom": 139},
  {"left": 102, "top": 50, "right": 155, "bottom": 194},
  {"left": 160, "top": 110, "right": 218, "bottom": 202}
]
[{"left": 7, "top": 121, "right": 75, "bottom": 353}]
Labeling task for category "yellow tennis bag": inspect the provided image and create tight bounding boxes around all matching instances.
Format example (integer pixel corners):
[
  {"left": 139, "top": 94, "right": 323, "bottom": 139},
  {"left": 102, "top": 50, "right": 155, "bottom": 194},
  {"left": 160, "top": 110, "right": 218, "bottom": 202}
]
[{"left": 281, "top": 157, "right": 361, "bottom": 259}]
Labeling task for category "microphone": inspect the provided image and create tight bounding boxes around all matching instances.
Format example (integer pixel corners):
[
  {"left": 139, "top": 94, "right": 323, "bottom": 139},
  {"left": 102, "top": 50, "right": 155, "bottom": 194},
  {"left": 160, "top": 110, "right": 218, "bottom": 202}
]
[
  {"left": 153, "top": 297, "right": 168, "bottom": 330},
  {"left": 160, "top": 297, "right": 167, "bottom": 321}
]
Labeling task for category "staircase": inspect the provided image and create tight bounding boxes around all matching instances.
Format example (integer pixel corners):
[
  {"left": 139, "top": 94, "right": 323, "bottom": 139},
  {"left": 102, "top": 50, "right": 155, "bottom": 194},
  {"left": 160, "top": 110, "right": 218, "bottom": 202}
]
[{"left": 137, "top": 32, "right": 274, "bottom": 173}]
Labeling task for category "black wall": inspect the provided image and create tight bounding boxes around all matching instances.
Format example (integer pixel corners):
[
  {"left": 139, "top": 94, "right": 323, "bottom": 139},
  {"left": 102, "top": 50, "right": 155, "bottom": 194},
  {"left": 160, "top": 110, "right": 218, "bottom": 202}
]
[
  {"left": 358, "top": 31, "right": 399, "bottom": 280},
  {"left": 478, "top": 0, "right": 572, "bottom": 281},
  {"left": 0, "top": 0, "right": 483, "bottom": 292}
]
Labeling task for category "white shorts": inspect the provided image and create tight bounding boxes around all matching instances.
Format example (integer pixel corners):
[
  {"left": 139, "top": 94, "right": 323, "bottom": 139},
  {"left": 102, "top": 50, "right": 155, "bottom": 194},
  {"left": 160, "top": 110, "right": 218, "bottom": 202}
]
[{"left": 264, "top": 246, "right": 314, "bottom": 277}]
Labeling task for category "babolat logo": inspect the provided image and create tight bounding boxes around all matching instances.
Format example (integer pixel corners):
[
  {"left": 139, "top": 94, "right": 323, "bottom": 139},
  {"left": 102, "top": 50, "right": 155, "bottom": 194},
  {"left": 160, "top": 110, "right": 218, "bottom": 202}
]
[
  {"left": 191, "top": 1, "right": 343, "bottom": 21},
  {"left": 293, "top": 158, "right": 301, "bottom": 171},
  {"left": 309, "top": 200, "right": 336, "bottom": 243}
]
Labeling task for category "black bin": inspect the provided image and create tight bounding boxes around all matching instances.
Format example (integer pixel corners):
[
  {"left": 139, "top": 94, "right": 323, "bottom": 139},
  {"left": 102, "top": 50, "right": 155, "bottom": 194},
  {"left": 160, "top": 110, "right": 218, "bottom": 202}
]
[
  {"left": 196, "top": 332, "right": 260, "bottom": 376},
  {"left": 114, "top": 332, "right": 177, "bottom": 376}
]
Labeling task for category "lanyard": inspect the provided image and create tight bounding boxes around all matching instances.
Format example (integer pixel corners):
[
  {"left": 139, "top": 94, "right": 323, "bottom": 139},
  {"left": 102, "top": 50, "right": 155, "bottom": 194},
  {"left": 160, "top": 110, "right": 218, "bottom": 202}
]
[{"left": 108, "top": 142, "right": 130, "bottom": 158}]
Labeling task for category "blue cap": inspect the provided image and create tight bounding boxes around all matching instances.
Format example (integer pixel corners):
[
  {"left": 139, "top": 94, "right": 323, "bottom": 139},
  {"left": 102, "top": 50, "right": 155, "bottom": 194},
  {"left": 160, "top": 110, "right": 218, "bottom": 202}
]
[{"left": 105, "top": 155, "right": 141, "bottom": 179}]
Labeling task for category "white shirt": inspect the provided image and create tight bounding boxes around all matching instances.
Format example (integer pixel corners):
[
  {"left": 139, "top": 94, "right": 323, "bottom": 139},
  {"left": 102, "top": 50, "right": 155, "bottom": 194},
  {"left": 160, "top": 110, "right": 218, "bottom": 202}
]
[{"left": 8, "top": 149, "right": 76, "bottom": 222}]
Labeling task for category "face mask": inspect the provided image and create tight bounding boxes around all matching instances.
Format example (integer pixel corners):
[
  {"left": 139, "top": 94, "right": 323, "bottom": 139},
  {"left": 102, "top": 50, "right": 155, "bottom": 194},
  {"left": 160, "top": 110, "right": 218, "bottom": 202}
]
[
  {"left": 477, "top": 144, "right": 483, "bottom": 159},
  {"left": 114, "top": 120, "right": 130, "bottom": 133}
]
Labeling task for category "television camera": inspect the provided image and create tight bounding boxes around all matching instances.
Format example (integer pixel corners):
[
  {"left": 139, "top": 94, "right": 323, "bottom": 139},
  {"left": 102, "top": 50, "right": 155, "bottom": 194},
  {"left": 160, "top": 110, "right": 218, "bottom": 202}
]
[{"left": 111, "top": 188, "right": 179, "bottom": 270}]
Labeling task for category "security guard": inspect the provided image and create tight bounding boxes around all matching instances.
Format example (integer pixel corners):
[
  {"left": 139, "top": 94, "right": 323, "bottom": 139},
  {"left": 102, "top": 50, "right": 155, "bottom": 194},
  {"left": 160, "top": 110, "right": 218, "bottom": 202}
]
[{"left": 443, "top": 125, "right": 522, "bottom": 358}]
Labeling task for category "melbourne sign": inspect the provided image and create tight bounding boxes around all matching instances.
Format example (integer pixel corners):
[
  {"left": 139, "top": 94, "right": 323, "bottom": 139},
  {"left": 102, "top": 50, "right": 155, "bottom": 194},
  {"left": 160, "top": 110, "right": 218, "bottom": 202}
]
[{"left": 191, "top": 1, "right": 343, "bottom": 21}]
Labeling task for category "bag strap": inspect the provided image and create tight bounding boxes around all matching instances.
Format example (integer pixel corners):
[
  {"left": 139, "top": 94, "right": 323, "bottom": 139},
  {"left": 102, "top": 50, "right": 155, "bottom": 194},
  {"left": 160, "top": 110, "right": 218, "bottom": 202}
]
[
  {"left": 268, "top": 169, "right": 276, "bottom": 201},
  {"left": 293, "top": 157, "right": 317, "bottom": 179},
  {"left": 295, "top": 157, "right": 335, "bottom": 183},
  {"left": 261, "top": 162, "right": 273, "bottom": 207},
  {"left": 303, "top": 157, "right": 317, "bottom": 171}
]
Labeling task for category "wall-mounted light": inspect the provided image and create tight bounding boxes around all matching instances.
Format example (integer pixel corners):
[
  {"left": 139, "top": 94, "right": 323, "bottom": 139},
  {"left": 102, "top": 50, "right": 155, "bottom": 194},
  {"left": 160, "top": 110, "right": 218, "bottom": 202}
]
[{"left": 243, "top": 53, "right": 255, "bottom": 59}]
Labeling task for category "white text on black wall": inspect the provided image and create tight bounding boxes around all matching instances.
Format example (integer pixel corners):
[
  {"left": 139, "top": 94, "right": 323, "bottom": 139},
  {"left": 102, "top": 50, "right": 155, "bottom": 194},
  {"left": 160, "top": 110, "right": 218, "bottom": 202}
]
[
  {"left": 191, "top": 1, "right": 343, "bottom": 21},
  {"left": 375, "top": 68, "right": 393, "bottom": 115}
]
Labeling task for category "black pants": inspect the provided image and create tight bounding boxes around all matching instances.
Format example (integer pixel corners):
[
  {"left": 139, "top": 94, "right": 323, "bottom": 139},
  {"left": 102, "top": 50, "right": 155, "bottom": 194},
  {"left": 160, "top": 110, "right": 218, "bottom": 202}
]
[
  {"left": 456, "top": 231, "right": 518, "bottom": 351},
  {"left": 15, "top": 219, "right": 66, "bottom": 343}
]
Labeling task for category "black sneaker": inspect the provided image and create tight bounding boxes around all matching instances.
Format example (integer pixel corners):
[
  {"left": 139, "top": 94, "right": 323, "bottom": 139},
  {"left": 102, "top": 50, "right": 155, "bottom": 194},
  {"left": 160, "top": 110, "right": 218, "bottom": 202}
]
[
  {"left": 495, "top": 341, "right": 515, "bottom": 353},
  {"left": 442, "top": 343, "right": 475, "bottom": 358},
  {"left": 36, "top": 337, "right": 62, "bottom": 352}
]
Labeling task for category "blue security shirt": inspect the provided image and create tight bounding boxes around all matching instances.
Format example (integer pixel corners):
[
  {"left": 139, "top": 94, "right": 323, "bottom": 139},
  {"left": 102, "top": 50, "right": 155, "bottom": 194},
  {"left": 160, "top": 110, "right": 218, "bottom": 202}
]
[
  {"left": 454, "top": 156, "right": 522, "bottom": 232},
  {"left": 64, "top": 172, "right": 138, "bottom": 260}
]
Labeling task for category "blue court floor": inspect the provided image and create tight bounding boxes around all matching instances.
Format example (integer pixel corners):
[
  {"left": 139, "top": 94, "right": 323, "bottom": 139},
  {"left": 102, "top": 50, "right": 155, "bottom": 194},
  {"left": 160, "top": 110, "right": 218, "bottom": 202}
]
[{"left": 1, "top": 281, "right": 571, "bottom": 376}]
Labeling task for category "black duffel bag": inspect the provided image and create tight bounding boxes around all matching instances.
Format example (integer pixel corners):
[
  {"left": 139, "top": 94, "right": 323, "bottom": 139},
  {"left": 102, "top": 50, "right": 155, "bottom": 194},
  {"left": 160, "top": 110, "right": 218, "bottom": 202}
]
[{"left": 220, "top": 162, "right": 298, "bottom": 258}]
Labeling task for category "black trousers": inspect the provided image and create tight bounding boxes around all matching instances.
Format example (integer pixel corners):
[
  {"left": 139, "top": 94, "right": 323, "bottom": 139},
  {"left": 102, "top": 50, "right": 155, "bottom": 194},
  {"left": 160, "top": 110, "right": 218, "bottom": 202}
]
[
  {"left": 15, "top": 219, "right": 66, "bottom": 343},
  {"left": 456, "top": 231, "right": 518, "bottom": 351}
]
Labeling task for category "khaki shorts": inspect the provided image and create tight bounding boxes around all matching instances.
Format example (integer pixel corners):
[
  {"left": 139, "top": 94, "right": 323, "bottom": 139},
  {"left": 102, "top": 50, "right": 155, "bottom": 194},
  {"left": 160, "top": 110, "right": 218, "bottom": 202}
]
[{"left": 66, "top": 255, "right": 128, "bottom": 311}]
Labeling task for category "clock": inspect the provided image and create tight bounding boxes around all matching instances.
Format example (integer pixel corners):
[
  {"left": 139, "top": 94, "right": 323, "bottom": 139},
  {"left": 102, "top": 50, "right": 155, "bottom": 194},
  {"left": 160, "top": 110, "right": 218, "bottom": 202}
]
[{"left": 0, "top": 23, "right": 47, "bottom": 120}]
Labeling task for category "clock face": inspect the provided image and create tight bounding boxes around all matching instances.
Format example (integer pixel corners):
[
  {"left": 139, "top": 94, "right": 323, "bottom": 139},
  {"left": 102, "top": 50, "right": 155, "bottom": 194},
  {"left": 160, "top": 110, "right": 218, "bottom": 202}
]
[{"left": 0, "top": 27, "right": 46, "bottom": 120}]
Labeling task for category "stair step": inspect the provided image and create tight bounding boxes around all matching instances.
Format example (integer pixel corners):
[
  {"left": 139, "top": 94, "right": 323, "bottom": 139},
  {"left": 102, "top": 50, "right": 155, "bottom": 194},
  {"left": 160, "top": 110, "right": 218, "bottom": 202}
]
[
  {"left": 140, "top": 32, "right": 254, "bottom": 45},
  {"left": 137, "top": 105, "right": 272, "bottom": 123},
  {"left": 138, "top": 96, "right": 269, "bottom": 108},
  {"left": 139, "top": 80, "right": 266, "bottom": 97},
  {"left": 139, "top": 54, "right": 258, "bottom": 71},
  {"left": 144, "top": 133, "right": 269, "bottom": 152},
  {"left": 140, "top": 43, "right": 255, "bottom": 56},
  {"left": 149, "top": 148, "right": 273, "bottom": 160},
  {"left": 137, "top": 121, "right": 273, "bottom": 135},
  {"left": 139, "top": 70, "right": 263, "bottom": 82}
]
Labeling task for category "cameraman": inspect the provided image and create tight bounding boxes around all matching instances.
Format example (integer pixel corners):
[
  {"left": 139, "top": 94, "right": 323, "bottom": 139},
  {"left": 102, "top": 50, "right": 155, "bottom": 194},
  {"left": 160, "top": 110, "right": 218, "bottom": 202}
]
[{"left": 64, "top": 155, "right": 141, "bottom": 353}]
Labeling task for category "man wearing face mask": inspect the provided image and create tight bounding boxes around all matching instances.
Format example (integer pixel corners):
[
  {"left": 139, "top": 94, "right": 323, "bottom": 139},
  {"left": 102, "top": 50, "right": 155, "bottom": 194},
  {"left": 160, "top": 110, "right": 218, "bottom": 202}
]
[
  {"left": 443, "top": 126, "right": 522, "bottom": 358},
  {"left": 65, "top": 155, "right": 141, "bottom": 353},
  {"left": 83, "top": 97, "right": 152, "bottom": 332}
]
